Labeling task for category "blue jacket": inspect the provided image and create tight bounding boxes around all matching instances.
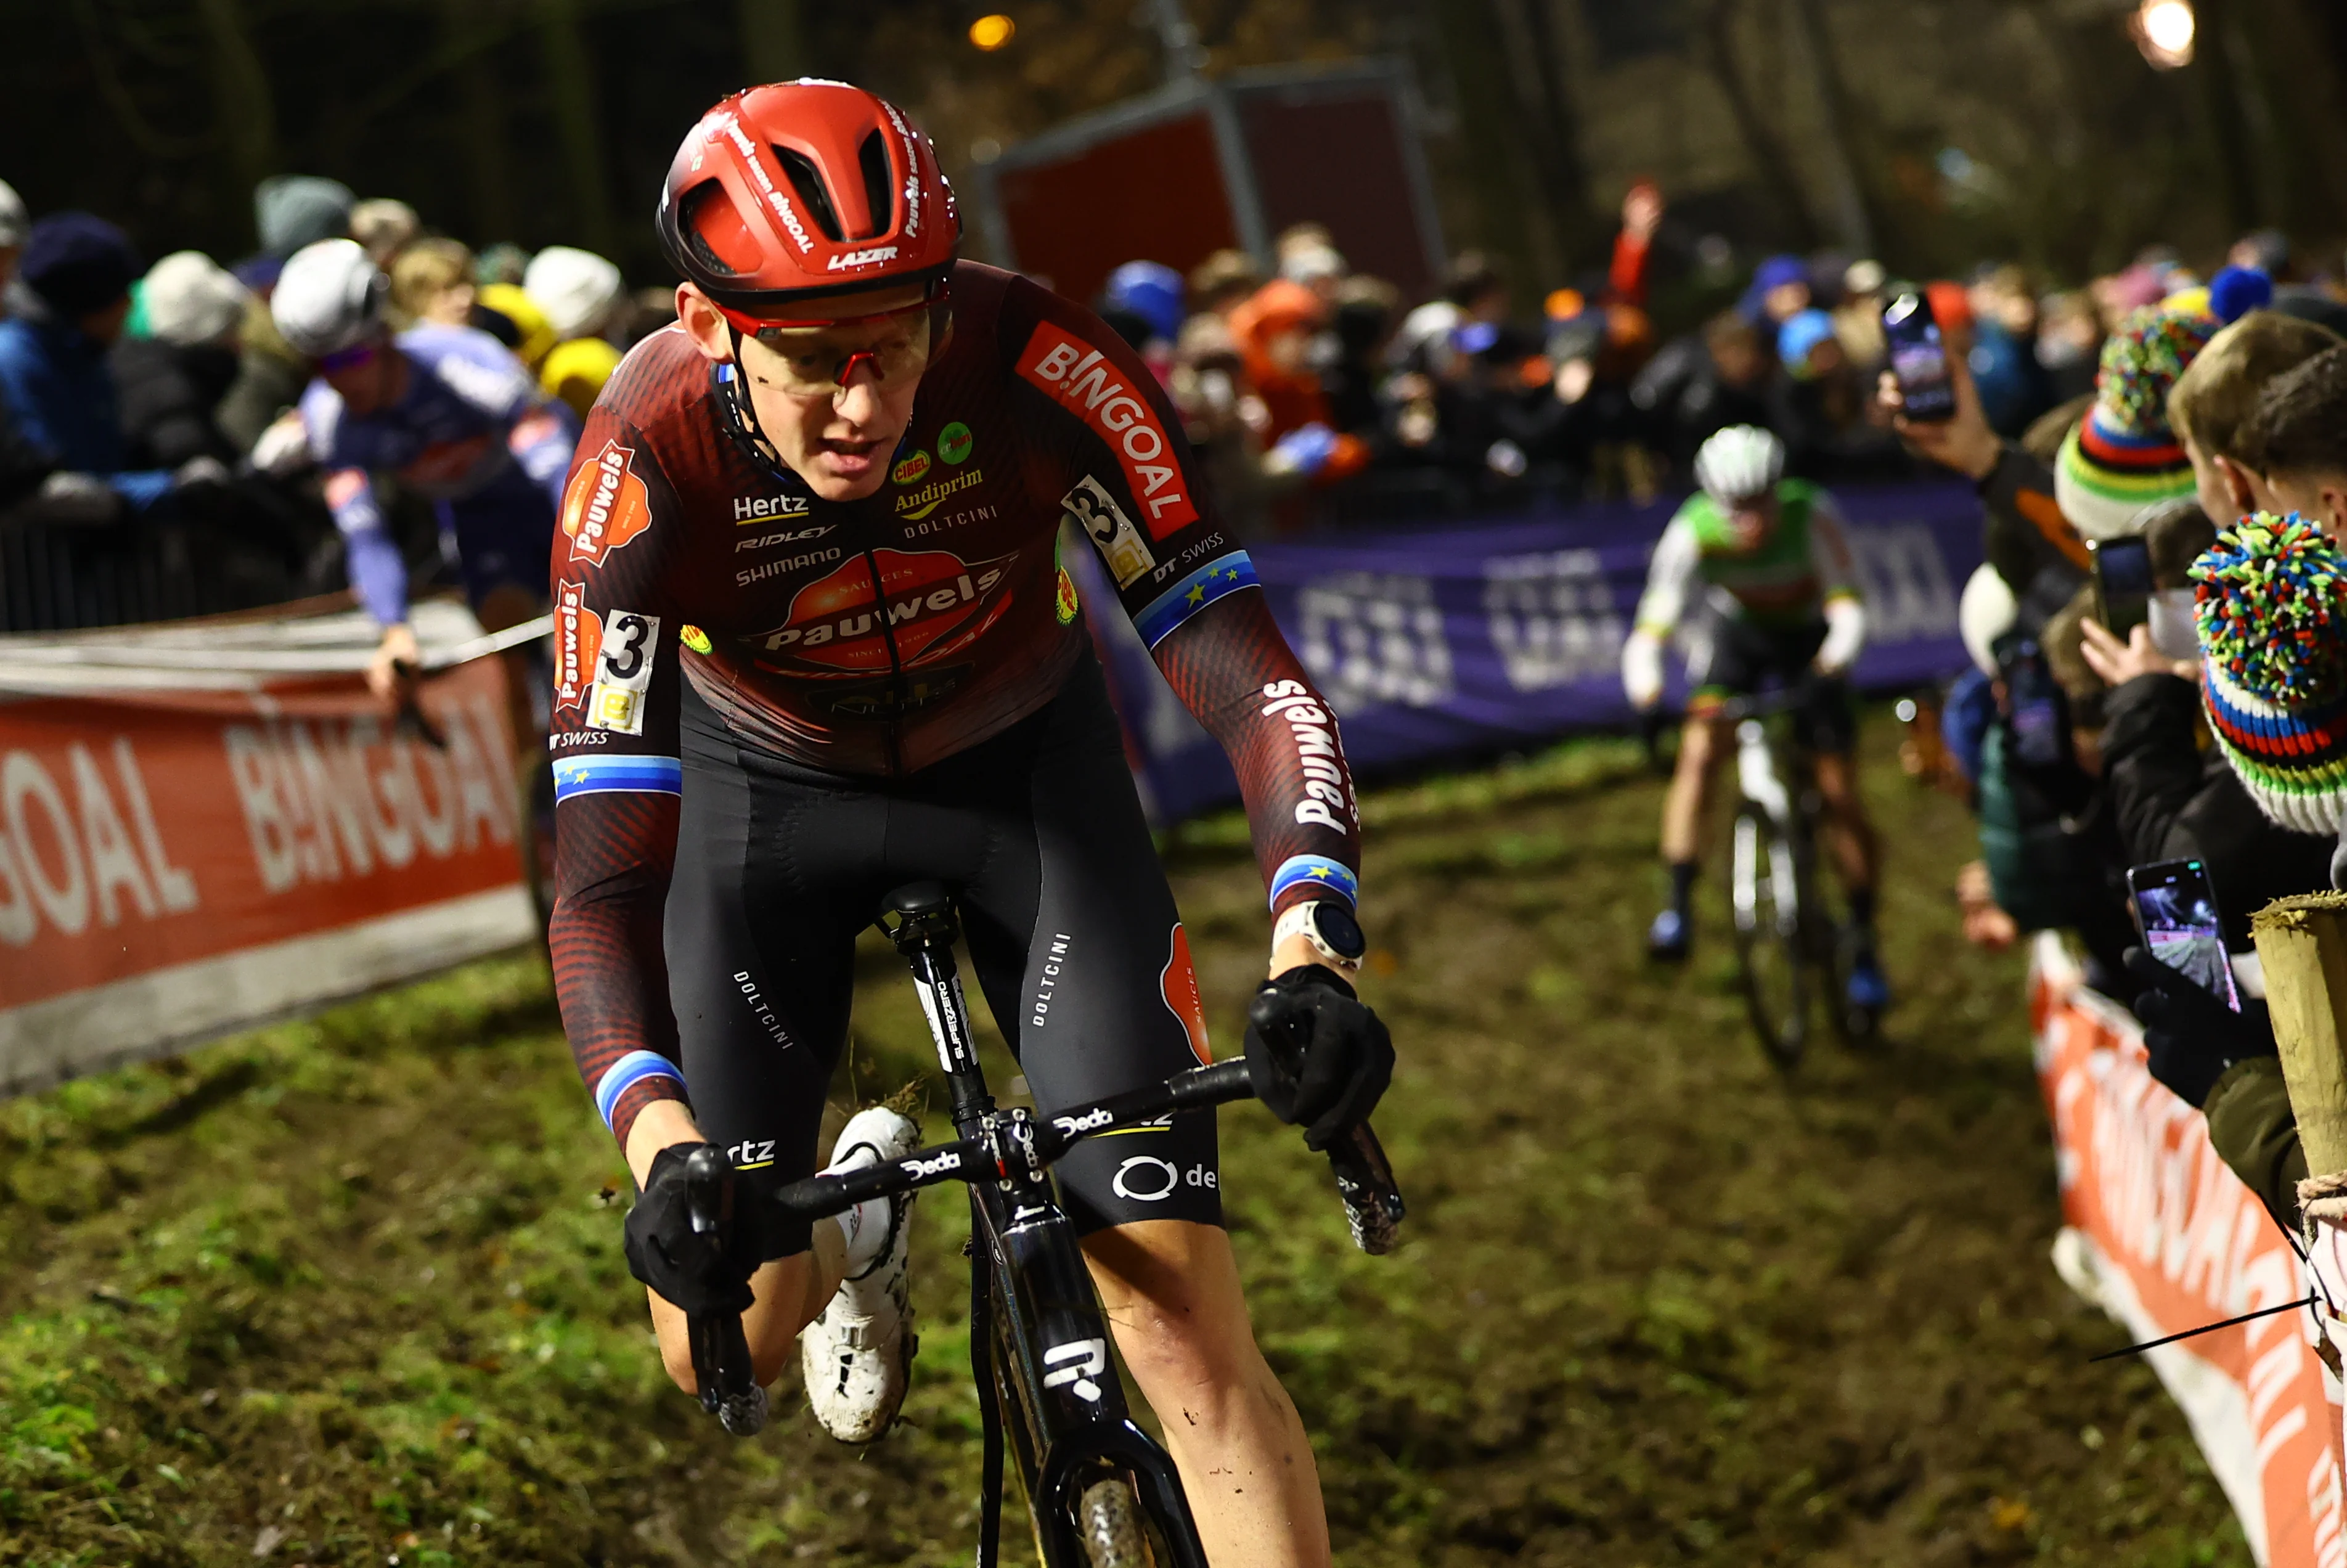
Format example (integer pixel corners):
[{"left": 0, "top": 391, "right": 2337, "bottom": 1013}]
[{"left": 0, "top": 314, "right": 173, "bottom": 509}]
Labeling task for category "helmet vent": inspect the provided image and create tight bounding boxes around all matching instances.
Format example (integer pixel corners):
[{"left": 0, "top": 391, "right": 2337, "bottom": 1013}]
[
  {"left": 679, "top": 183, "right": 749, "bottom": 277},
  {"left": 774, "top": 147, "right": 845, "bottom": 243},
  {"left": 855, "top": 131, "right": 896, "bottom": 240}
]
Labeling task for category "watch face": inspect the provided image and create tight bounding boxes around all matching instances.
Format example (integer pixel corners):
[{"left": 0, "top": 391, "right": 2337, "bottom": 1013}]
[{"left": 1311, "top": 901, "right": 1367, "bottom": 961}]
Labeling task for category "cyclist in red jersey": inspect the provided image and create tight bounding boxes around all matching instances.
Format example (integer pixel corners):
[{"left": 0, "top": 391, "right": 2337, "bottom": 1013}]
[{"left": 550, "top": 81, "right": 1387, "bottom": 1563}]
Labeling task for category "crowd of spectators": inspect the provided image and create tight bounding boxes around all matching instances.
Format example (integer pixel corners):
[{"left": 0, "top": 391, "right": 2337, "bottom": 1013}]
[
  {"left": 1882, "top": 238, "right": 2347, "bottom": 1241},
  {"left": 0, "top": 173, "right": 663, "bottom": 625},
  {"left": 1098, "top": 192, "right": 2347, "bottom": 539}
]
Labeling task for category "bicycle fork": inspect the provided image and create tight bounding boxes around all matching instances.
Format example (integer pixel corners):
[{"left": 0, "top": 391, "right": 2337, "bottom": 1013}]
[{"left": 881, "top": 892, "right": 1206, "bottom": 1568}]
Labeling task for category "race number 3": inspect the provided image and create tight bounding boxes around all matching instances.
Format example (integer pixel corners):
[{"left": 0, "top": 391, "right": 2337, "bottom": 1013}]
[{"left": 587, "top": 610, "right": 661, "bottom": 735}]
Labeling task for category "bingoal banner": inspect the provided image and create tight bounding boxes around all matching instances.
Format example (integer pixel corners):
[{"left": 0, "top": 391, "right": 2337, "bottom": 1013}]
[
  {"left": 0, "top": 604, "right": 537, "bottom": 1096},
  {"left": 2033, "top": 935, "right": 2345, "bottom": 1567}
]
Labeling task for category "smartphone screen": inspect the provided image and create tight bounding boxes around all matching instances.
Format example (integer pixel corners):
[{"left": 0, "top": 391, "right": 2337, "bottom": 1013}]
[
  {"left": 1884, "top": 292, "right": 1956, "bottom": 422},
  {"left": 2127, "top": 859, "right": 2240, "bottom": 1010},
  {"left": 2092, "top": 536, "right": 2155, "bottom": 639}
]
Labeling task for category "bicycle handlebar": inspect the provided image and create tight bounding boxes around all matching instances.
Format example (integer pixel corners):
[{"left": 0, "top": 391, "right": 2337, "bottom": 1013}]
[{"left": 764, "top": 1057, "right": 1258, "bottom": 1224}]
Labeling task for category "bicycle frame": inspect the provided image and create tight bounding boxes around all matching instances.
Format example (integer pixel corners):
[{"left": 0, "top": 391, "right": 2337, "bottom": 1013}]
[{"left": 881, "top": 886, "right": 1207, "bottom": 1568}]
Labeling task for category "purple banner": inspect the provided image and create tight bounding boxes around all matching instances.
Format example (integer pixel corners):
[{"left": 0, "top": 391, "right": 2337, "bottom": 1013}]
[{"left": 1077, "top": 481, "right": 1986, "bottom": 822}]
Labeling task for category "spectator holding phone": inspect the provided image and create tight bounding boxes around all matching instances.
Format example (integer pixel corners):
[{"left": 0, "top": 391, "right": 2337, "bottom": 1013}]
[{"left": 2123, "top": 514, "right": 2347, "bottom": 1231}]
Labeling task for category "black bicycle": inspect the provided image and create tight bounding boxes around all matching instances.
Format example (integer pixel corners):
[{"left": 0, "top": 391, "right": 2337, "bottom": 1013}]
[
  {"left": 679, "top": 881, "right": 1405, "bottom": 1567},
  {"left": 1717, "top": 684, "right": 1875, "bottom": 1066}
]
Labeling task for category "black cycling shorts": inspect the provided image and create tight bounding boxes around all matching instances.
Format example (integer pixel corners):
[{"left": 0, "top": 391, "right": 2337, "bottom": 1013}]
[
  {"left": 1688, "top": 611, "right": 1856, "bottom": 755},
  {"left": 667, "top": 656, "right": 1222, "bottom": 1260}
]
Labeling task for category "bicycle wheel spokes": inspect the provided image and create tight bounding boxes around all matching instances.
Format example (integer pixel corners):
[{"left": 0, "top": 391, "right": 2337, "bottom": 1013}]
[{"left": 1730, "top": 803, "right": 1808, "bottom": 1068}]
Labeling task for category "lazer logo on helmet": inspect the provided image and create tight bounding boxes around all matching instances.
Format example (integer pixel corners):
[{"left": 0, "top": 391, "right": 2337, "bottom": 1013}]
[
  {"left": 1016, "top": 324, "right": 1197, "bottom": 537},
  {"left": 754, "top": 549, "right": 1015, "bottom": 673},
  {"left": 560, "top": 440, "right": 651, "bottom": 564},
  {"left": 828, "top": 245, "right": 900, "bottom": 271}
]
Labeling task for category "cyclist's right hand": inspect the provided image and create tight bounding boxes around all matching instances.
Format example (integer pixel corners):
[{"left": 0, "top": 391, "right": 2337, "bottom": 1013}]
[
  {"left": 623, "top": 1144, "right": 763, "bottom": 1315},
  {"left": 1245, "top": 966, "right": 1395, "bottom": 1151}
]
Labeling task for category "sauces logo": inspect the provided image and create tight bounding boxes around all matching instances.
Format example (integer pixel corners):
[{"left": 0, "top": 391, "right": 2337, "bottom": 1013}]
[
  {"left": 559, "top": 440, "right": 651, "bottom": 564},
  {"left": 754, "top": 548, "right": 1016, "bottom": 674},
  {"left": 892, "top": 449, "right": 933, "bottom": 486},
  {"left": 937, "top": 421, "right": 974, "bottom": 464},
  {"left": 1016, "top": 324, "right": 1196, "bottom": 537}
]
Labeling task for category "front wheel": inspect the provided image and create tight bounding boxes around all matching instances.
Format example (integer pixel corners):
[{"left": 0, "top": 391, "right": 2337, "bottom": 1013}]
[{"left": 1729, "top": 801, "right": 1808, "bottom": 1069}]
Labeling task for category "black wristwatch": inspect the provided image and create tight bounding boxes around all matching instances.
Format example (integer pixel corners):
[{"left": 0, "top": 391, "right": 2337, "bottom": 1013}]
[{"left": 1275, "top": 899, "right": 1366, "bottom": 967}]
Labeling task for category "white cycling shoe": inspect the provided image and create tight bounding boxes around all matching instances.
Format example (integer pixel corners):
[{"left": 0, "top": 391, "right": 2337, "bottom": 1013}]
[{"left": 801, "top": 1105, "right": 921, "bottom": 1443}]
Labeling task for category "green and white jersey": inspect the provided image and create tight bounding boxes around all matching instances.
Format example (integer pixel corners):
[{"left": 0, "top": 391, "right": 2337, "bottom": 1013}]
[{"left": 1633, "top": 479, "right": 1861, "bottom": 636}]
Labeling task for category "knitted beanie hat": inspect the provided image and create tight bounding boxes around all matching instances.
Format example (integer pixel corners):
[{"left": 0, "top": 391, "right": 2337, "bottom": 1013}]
[
  {"left": 2055, "top": 302, "right": 2217, "bottom": 541},
  {"left": 2192, "top": 512, "right": 2347, "bottom": 835}
]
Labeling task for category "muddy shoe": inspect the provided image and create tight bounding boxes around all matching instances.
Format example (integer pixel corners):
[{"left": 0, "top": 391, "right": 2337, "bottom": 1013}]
[{"left": 801, "top": 1106, "right": 920, "bottom": 1443}]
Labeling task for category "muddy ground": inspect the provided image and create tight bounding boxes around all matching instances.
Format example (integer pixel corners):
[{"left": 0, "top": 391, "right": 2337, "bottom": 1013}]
[{"left": 0, "top": 717, "right": 2248, "bottom": 1565}]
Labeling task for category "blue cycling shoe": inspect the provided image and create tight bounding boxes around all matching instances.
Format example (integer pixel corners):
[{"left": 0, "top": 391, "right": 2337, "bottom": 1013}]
[
  {"left": 1845, "top": 952, "right": 1892, "bottom": 1013},
  {"left": 1646, "top": 907, "right": 1691, "bottom": 962}
]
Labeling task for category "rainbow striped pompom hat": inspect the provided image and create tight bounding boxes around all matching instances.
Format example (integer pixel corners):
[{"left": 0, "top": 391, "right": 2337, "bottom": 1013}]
[
  {"left": 2192, "top": 512, "right": 2347, "bottom": 835},
  {"left": 2055, "top": 301, "right": 2218, "bottom": 541}
]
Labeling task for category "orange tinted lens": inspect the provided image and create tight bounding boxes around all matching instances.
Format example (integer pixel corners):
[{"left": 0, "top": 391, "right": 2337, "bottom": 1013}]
[{"left": 754, "top": 307, "right": 933, "bottom": 397}]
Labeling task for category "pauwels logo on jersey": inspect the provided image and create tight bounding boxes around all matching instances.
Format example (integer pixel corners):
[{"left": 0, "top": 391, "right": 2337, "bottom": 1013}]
[
  {"left": 553, "top": 581, "right": 601, "bottom": 714},
  {"left": 755, "top": 549, "right": 1014, "bottom": 674},
  {"left": 1016, "top": 325, "right": 1197, "bottom": 538},
  {"left": 560, "top": 439, "right": 651, "bottom": 565}
]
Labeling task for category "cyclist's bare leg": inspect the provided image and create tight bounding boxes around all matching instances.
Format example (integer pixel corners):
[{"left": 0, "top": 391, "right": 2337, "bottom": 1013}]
[
  {"left": 647, "top": 1239, "right": 847, "bottom": 1393},
  {"left": 1811, "top": 750, "right": 1880, "bottom": 894},
  {"left": 1083, "top": 1219, "right": 1330, "bottom": 1568},
  {"left": 1660, "top": 709, "right": 1733, "bottom": 864}
]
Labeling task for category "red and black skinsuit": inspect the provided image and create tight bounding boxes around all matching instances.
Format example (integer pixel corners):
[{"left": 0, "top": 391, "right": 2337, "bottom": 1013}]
[{"left": 548, "top": 261, "right": 1361, "bottom": 1249}]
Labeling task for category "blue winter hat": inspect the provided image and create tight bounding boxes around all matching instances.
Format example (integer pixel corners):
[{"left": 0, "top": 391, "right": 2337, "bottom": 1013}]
[
  {"left": 19, "top": 212, "right": 142, "bottom": 317},
  {"left": 1103, "top": 260, "right": 1185, "bottom": 344},
  {"left": 1777, "top": 308, "right": 1837, "bottom": 374},
  {"left": 2208, "top": 264, "right": 2275, "bottom": 325}
]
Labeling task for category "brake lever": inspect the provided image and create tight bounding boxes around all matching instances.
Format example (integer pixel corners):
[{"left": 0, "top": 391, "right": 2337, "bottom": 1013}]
[
  {"left": 1246, "top": 991, "right": 1406, "bottom": 1257},
  {"left": 682, "top": 1146, "right": 768, "bottom": 1436}
]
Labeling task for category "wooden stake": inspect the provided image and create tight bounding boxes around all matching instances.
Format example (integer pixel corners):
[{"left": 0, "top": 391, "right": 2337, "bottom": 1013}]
[{"left": 2252, "top": 892, "right": 2347, "bottom": 1178}]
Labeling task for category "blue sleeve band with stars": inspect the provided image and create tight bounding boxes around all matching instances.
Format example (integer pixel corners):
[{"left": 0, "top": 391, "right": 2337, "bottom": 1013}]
[
  {"left": 1135, "top": 552, "right": 1259, "bottom": 649},
  {"left": 1268, "top": 853, "right": 1358, "bottom": 910},
  {"left": 553, "top": 754, "right": 684, "bottom": 802}
]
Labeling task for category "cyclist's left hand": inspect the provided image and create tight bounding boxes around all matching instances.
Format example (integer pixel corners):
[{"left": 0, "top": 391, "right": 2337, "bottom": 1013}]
[{"left": 1245, "top": 966, "right": 1394, "bottom": 1151}]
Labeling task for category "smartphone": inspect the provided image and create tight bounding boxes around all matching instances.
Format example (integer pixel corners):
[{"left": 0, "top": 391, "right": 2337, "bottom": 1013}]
[
  {"left": 1994, "top": 636, "right": 2070, "bottom": 770},
  {"left": 2126, "top": 858, "right": 2241, "bottom": 1010},
  {"left": 2091, "top": 536, "right": 2155, "bottom": 640},
  {"left": 1883, "top": 291, "right": 1957, "bottom": 422}
]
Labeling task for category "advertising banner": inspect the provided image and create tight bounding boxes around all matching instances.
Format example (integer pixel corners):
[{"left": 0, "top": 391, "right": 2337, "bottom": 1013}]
[
  {"left": 0, "top": 604, "right": 539, "bottom": 1096},
  {"left": 2032, "top": 935, "right": 2345, "bottom": 1567},
  {"left": 1076, "top": 481, "right": 1988, "bottom": 820}
]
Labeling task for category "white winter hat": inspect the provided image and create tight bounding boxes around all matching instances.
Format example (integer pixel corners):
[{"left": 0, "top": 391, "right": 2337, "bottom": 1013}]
[
  {"left": 523, "top": 245, "right": 624, "bottom": 340},
  {"left": 1958, "top": 563, "right": 2017, "bottom": 679},
  {"left": 142, "top": 250, "right": 252, "bottom": 346},
  {"left": 0, "top": 181, "right": 25, "bottom": 250}
]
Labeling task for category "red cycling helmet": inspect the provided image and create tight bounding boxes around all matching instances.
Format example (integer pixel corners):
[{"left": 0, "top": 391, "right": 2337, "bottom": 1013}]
[{"left": 658, "top": 80, "right": 960, "bottom": 327}]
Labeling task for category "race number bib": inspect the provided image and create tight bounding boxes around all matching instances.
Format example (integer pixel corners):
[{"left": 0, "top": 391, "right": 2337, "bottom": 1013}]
[{"left": 587, "top": 610, "right": 660, "bottom": 735}]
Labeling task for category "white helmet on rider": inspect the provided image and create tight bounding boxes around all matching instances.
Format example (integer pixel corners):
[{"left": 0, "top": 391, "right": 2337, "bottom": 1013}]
[
  {"left": 1693, "top": 425, "right": 1786, "bottom": 507},
  {"left": 272, "top": 238, "right": 389, "bottom": 358}
]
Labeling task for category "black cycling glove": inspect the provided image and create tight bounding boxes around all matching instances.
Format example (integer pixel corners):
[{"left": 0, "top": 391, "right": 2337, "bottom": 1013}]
[
  {"left": 2122, "top": 946, "right": 2277, "bottom": 1109},
  {"left": 622, "top": 1144, "right": 763, "bottom": 1316},
  {"left": 1245, "top": 965, "right": 1395, "bottom": 1151}
]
